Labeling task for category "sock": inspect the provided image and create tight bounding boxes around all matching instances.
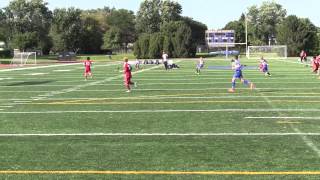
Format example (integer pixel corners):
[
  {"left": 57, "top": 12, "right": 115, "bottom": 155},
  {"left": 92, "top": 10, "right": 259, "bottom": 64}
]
[
  {"left": 232, "top": 81, "right": 236, "bottom": 89},
  {"left": 243, "top": 80, "right": 250, "bottom": 86}
]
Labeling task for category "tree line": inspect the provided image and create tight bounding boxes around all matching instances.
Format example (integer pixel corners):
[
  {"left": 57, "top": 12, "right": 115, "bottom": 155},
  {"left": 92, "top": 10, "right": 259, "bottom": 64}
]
[
  {"left": 0, "top": 0, "right": 319, "bottom": 58},
  {"left": 0, "top": 0, "right": 207, "bottom": 58},
  {"left": 224, "top": 1, "right": 319, "bottom": 56}
]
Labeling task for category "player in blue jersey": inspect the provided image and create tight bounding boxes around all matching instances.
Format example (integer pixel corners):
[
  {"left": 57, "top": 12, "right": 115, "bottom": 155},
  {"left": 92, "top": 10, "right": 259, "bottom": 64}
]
[{"left": 228, "top": 56, "right": 255, "bottom": 93}]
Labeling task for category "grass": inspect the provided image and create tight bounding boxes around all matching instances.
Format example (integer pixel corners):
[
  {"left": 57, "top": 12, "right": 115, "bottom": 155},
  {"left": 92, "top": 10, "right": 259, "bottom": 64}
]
[{"left": 0, "top": 56, "right": 320, "bottom": 179}]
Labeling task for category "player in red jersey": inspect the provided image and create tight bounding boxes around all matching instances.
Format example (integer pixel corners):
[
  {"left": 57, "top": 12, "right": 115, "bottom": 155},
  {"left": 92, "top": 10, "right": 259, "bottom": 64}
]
[
  {"left": 300, "top": 50, "right": 307, "bottom": 63},
  {"left": 311, "top": 56, "right": 319, "bottom": 73},
  {"left": 123, "top": 57, "right": 136, "bottom": 92},
  {"left": 84, "top": 57, "right": 93, "bottom": 80}
]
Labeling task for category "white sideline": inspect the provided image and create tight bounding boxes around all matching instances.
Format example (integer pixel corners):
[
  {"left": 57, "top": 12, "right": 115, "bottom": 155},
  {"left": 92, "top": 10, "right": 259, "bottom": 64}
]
[
  {"left": 0, "top": 109, "right": 319, "bottom": 114},
  {"left": 1, "top": 133, "right": 320, "bottom": 137}
]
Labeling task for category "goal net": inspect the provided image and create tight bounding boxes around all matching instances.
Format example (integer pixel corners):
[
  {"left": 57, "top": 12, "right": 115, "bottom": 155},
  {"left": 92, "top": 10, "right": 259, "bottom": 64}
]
[
  {"left": 11, "top": 52, "right": 37, "bottom": 66},
  {"left": 247, "top": 45, "right": 287, "bottom": 59}
]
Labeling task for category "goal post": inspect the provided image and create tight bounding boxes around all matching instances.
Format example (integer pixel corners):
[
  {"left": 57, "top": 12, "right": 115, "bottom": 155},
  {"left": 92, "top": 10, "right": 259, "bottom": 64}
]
[
  {"left": 11, "top": 51, "right": 37, "bottom": 66},
  {"left": 247, "top": 45, "right": 287, "bottom": 60}
]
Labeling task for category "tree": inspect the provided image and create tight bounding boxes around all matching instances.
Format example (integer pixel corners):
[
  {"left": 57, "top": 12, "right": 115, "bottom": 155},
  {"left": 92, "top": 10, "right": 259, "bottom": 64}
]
[
  {"left": 182, "top": 17, "right": 207, "bottom": 56},
  {"left": 137, "top": 33, "right": 150, "bottom": 58},
  {"left": 247, "top": 1, "right": 286, "bottom": 45},
  {"left": 82, "top": 7, "right": 112, "bottom": 33},
  {"left": 135, "top": 0, "right": 161, "bottom": 34},
  {"left": 102, "top": 27, "right": 121, "bottom": 50},
  {"left": 11, "top": 32, "right": 37, "bottom": 50},
  {"left": 104, "top": 9, "right": 135, "bottom": 52},
  {"left": 224, "top": 15, "right": 245, "bottom": 44},
  {"left": 5, "top": 0, "right": 52, "bottom": 52},
  {"left": 148, "top": 33, "right": 163, "bottom": 58},
  {"left": 277, "top": 15, "right": 318, "bottom": 56},
  {"left": 172, "top": 21, "right": 192, "bottom": 57},
  {"left": 50, "top": 8, "right": 83, "bottom": 53},
  {"left": 160, "top": 1, "right": 182, "bottom": 23},
  {"left": 80, "top": 15, "right": 103, "bottom": 54},
  {"left": 0, "top": 9, "right": 7, "bottom": 42}
]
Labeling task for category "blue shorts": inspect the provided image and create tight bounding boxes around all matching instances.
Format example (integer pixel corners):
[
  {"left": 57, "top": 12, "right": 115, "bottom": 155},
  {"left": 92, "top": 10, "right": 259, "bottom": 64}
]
[
  {"left": 262, "top": 67, "right": 268, "bottom": 72},
  {"left": 197, "top": 64, "right": 204, "bottom": 69},
  {"left": 233, "top": 70, "right": 243, "bottom": 79}
]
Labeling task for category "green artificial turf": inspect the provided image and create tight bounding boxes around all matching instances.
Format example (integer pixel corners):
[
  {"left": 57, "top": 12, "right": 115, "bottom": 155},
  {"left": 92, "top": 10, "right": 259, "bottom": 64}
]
[{"left": 0, "top": 57, "right": 320, "bottom": 179}]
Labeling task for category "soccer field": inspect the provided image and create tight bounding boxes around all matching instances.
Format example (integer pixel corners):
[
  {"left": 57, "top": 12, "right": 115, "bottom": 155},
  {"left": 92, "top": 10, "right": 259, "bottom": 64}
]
[{"left": 1, "top": 58, "right": 320, "bottom": 179}]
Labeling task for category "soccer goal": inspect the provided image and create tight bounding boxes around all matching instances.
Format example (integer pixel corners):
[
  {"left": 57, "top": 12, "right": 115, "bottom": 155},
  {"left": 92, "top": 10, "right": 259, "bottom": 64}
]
[
  {"left": 247, "top": 45, "right": 287, "bottom": 59},
  {"left": 11, "top": 51, "right": 37, "bottom": 66}
]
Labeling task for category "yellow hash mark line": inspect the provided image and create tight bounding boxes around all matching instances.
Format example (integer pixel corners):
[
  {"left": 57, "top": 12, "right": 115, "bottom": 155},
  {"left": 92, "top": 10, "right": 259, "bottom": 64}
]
[
  {"left": 1, "top": 171, "right": 320, "bottom": 175},
  {"left": 277, "top": 121, "right": 302, "bottom": 124}
]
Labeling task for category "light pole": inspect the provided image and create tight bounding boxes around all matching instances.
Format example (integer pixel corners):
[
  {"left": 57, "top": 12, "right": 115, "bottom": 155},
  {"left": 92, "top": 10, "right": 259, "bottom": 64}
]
[{"left": 245, "top": 13, "right": 248, "bottom": 58}]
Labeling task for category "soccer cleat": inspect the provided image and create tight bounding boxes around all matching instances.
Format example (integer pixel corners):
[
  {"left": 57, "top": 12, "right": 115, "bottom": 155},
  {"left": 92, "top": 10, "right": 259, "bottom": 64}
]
[
  {"left": 126, "top": 90, "right": 131, "bottom": 93},
  {"left": 228, "top": 88, "right": 235, "bottom": 93},
  {"left": 250, "top": 83, "right": 256, "bottom": 90}
]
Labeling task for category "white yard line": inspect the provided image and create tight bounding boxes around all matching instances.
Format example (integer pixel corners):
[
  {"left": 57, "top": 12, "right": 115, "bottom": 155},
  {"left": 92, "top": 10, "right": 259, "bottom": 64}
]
[
  {"left": 292, "top": 127, "right": 320, "bottom": 158},
  {"left": 246, "top": 117, "right": 320, "bottom": 119},
  {"left": 0, "top": 109, "right": 319, "bottom": 114},
  {"left": 1, "top": 133, "right": 320, "bottom": 137},
  {"left": 257, "top": 59, "right": 320, "bottom": 159},
  {"left": 0, "top": 63, "right": 82, "bottom": 72}
]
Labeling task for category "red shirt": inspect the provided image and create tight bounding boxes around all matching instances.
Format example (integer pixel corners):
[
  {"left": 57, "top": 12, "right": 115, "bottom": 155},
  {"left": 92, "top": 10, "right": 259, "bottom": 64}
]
[
  {"left": 300, "top": 51, "right": 307, "bottom": 58},
  {"left": 84, "top": 60, "right": 92, "bottom": 68},
  {"left": 123, "top": 62, "right": 131, "bottom": 76}
]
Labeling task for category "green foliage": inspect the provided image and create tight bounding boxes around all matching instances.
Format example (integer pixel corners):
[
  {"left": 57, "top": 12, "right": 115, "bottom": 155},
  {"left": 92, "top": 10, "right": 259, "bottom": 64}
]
[
  {"left": 160, "top": 1, "right": 182, "bottom": 23},
  {"left": 277, "top": 15, "right": 318, "bottom": 56},
  {"left": 162, "top": 35, "right": 174, "bottom": 58},
  {"left": 0, "top": 49, "right": 11, "bottom": 58},
  {"left": 148, "top": 33, "right": 164, "bottom": 58},
  {"left": 172, "top": 22, "right": 192, "bottom": 57},
  {"left": 81, "top": 7, "right": 112, "bottom": 33},
  {"left": 102, "top": 27, "right": 121, "bottom": 50},
  {"left": 224, "top": 16, "right": 245, "bottom": 44},
  {"left": 136, "top": 0, "right": 161, "bottom": 34},
  {"left": 133, "top": 41, "right": 141, "bottom": 58},
  {"left": 50, "top": 8, "right": 83, "bottom": 53},
  {"left": 247, "top": 1, "right": 286, "bottom": 45},
  {"left": 182, "top": 17, "right": 207, "bottom": 56},
  {"left": 11, "top": 32, "right": 37, "bottom": 51},
  {"left": 103, "top": 9, "right": 136, "bottom": 52},
  {"left": 5, "top": 0, "right": 52, "bottom": 52},
  {"left": 138, "top": 33, "right": 150, "bottom": 59},
  {"left": 0, "top": 9, "right": 8, "bottom": 43},
  {"left": 80, "top": 16, "right": 103, "bottom": 54}
]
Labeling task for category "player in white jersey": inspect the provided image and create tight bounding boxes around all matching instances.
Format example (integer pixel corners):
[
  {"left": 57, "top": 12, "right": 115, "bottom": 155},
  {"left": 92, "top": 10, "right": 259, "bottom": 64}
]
[{"left": 196, "top": 57, "right": 204, "bottom": 75}]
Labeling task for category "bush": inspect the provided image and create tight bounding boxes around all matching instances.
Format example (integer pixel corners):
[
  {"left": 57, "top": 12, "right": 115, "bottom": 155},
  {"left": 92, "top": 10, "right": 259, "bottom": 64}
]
[{"left": 0, "top": 49, "right": 12, "bottom": 58}]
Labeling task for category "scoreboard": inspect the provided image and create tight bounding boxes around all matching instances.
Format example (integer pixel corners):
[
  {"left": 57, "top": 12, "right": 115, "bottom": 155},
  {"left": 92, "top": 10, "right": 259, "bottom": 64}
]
[{"left": 206, "top": 30, "right": 235, "bottom": 48}]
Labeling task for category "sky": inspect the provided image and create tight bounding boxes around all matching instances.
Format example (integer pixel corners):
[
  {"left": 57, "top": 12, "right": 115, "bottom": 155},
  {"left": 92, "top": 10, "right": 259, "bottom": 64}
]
[{"left": 1, "top": 0, "right": 320, "bottom": 29}]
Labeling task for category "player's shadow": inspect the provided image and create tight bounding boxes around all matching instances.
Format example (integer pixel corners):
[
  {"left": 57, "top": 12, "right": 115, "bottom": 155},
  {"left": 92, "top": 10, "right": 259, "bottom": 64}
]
[{"left": 6, "top": 80, "right": 54, "bottom": 86}]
